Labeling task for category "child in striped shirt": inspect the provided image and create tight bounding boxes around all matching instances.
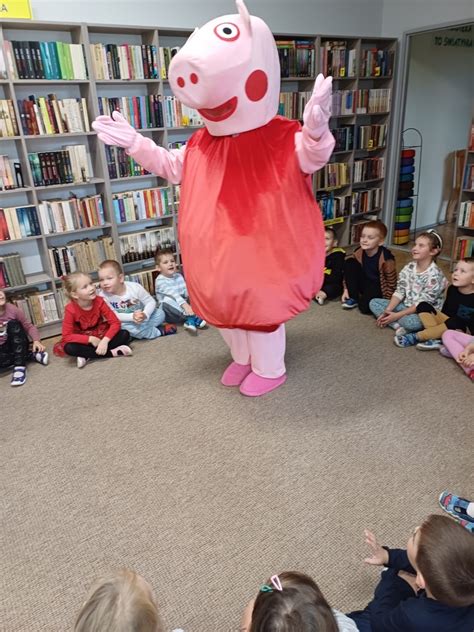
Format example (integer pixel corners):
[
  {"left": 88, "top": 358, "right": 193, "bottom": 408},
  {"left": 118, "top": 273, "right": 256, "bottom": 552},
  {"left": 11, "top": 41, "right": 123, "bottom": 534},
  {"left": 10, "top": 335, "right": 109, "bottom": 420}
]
[{"left": 154, "top": 248, "right": 207, "bottom": 334}]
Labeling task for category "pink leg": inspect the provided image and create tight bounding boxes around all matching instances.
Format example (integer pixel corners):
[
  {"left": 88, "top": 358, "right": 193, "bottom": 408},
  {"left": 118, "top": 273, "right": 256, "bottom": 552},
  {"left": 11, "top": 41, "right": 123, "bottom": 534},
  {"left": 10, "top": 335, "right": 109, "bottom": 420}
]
[
  {"left": 239, "top": 325, "right": 287, "bottom": 397},
  {"left": 442, "top": 330, "right": 474, "bottom": 376},
  {"left": 219, "top": 328, "right": 252, "bottom": 386}
]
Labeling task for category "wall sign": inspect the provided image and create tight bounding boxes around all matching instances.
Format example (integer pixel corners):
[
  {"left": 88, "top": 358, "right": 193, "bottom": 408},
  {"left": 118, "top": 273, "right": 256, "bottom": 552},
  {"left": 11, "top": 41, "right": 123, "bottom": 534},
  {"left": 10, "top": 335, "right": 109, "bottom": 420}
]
[{"left": 0, "top": 1, "right": 32, "bottom": 19}]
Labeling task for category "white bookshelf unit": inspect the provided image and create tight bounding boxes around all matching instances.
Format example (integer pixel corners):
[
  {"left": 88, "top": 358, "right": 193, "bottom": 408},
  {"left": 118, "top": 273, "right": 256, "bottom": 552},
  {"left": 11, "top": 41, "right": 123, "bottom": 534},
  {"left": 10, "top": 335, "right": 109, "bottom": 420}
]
[{"left": 0, "top": 20, "right": 396, "bottom": 338}]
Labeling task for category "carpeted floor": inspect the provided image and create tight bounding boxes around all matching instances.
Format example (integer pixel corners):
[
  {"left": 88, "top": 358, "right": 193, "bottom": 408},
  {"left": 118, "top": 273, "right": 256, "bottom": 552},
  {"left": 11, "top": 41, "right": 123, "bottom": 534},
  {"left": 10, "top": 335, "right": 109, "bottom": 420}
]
[{"left": 2, "top": 301, "right": 473, "bottom": 631}]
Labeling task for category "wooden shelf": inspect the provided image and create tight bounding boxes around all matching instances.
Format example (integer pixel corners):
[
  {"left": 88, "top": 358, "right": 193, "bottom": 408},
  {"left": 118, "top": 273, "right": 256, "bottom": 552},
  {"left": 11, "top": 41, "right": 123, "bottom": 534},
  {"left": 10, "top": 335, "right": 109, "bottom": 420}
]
[
  {"left": 0, "top": 187, "right": 32, "bottom": 195},
  {"left": 44, "top": 223, "right": 111, "bottom": 237},
  {"left": 13, "top": 79, "right": 90, "bottom": 84},
  {"left": 34, "top": 178, "right": 105, "bottom": 191},
  {"left": 4, "top": 273, "right": 51, "bottom": 292},
  {"left": 0, "top": 234, "right": 42, "bottom": 245},
  {"left": 95, "top": 79, "right": 160, "bottom": 84},
  {"left": 23, "top": 132, "right": 97, "bottom": 139}
]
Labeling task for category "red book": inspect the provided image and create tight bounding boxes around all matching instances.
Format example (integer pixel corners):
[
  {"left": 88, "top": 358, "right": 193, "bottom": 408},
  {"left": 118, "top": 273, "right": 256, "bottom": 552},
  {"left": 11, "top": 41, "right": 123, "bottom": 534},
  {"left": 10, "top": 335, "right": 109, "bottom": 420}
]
[{"left": 0, "top": 209, "right": 10, "bottom": 240}]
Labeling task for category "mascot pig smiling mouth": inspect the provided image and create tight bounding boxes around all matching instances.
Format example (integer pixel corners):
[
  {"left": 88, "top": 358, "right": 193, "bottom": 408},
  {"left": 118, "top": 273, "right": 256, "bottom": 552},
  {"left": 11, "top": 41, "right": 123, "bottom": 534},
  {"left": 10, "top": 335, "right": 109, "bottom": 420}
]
[{"left": 93, "top": 0, "right": 335, "bottom": 397}]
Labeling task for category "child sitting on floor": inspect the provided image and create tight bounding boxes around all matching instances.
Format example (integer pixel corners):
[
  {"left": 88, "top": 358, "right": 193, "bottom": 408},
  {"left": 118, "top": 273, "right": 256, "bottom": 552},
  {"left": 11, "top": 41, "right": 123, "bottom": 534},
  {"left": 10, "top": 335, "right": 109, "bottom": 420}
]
[
  {"left": 0, "top": 288, "right": 48, "bottom": 386},
  {"left": 240, "top": 571, "right": 358, "bottom": 632},
  {"left": 394, "top": 257, "right": 474, "bottom": 350},
  {"left": 155, "top": 248, "right": 206, "bottom": 334},
  {"left": 347, "top": 515, "right": 474, "bottom": 632},
  {"left": 369, "top": 230, "right": 448, "bottom": 343},
  {"left": 54, "top": 272, "right": 132, "bottom": 368},
  {"left": 439, "top": 490, "right": 474, "bottom": 533},
  {"left": 441, "top": 329, "right": 474, "bottom": 381},
  {"left": 98, "top": 259, "right": 177, "bottom": 340},
  {"left": 75, "top": 569, "right": 184, "bottom": 632},
  {"left": 314, "top": 226, "right": 346, "bottom": 305},
  {"left": 341, "top": 220, "right": 397, "bottom": 314}
]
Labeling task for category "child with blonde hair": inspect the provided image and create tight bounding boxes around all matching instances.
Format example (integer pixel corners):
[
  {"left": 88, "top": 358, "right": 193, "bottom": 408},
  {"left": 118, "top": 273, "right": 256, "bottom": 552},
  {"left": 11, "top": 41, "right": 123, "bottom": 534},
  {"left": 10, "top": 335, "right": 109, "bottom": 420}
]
[
  {"left": 54, "top": 272, "right": 132, "bottom": 368},
  {"left": 369, "top": 230, "right": 448, "bottom": 344},
  {"left": 240, "top": 571, "right": 358, "bottom": 632}
]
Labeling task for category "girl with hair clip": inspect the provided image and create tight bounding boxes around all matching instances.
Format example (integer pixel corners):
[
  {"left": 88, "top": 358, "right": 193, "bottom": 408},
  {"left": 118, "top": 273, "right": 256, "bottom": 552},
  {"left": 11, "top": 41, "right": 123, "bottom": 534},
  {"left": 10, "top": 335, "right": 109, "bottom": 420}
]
[
  {"left": 368, "top": 229, "right": 448, "bottom": 345},
  {"left": 53, "top": 272, "right": 132, "bottom": 368},
  {"left": 240, "top": 572, "right": 359, "bottom": 632}
]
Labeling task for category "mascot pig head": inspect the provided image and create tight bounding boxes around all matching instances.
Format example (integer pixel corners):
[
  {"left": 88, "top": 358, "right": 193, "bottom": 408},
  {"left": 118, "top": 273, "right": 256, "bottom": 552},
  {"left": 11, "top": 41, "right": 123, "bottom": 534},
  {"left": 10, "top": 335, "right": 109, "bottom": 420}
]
[{"left": 168, "top": 0, "right": 280, "bottom": 136}]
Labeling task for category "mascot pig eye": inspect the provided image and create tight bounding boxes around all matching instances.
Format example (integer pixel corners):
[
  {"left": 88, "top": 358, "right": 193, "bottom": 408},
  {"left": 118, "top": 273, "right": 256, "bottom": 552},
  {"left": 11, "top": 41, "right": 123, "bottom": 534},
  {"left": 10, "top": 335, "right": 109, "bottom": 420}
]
[{"left": 214, "top": 22, "right": 240, "bottom": 41}]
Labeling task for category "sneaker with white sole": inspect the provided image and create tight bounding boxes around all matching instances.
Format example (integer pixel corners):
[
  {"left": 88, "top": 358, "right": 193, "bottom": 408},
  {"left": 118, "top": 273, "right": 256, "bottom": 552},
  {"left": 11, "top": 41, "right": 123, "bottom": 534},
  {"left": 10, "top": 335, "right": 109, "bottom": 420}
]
[
  {"left": 394, "top": 326, "right": 406, "bottom": 337},
  {"left": 394, "top": 332, "right": 418, "bottom": 348},
  {"left": 416, "top": 339, "right": 442, "bottom": 351},
  {"left": 77, "top": 357, "right": 88, "bottom": 369},
  {"left": 316, "top": 296, "right": 325, "bottom": 305},
  {"left": 342, "top": 298, "right": 358, "bottom": 310},
  {"left": 11, "top": 366, "right": 26, "bottom": 386},
  {"left": 183, "top": 318, "right": 197, "bottom": 333},
  {"left": 32, "top": 350, "right": 49, "bottom": 365},
  {"left": 195, "top": 316, "right": 207, "bottom": 329}
]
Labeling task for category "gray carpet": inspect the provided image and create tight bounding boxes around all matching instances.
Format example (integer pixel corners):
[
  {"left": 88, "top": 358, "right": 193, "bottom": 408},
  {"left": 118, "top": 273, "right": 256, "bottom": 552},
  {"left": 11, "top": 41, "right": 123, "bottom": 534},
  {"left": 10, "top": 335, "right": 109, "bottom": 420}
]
[{"left": 2, "top": 302, "right": 473, "bottom": 631}]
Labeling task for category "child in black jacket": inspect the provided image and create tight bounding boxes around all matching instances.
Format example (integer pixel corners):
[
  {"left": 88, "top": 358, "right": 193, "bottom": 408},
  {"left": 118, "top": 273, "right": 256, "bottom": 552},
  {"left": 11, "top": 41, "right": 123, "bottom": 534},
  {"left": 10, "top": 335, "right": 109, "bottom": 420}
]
[{"left": 314, "top": 226, "right": 345, "bottom": 305}]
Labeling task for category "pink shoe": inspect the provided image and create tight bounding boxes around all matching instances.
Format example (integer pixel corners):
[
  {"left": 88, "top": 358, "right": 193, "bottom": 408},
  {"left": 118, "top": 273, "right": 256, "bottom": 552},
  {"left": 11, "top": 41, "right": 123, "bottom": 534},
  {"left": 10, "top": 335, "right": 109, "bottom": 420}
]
[
  {"left": 220, "top": 361, "right": 252, "bottom": 386},
  {"left": 439, "top": 345, "right": 452, "bottom": 358},
  {"left": 239, "top": 371, "right": 287, "bottom": 397},
  {"left": 111, "top": 345, "right": 133, "bottom": 357}
]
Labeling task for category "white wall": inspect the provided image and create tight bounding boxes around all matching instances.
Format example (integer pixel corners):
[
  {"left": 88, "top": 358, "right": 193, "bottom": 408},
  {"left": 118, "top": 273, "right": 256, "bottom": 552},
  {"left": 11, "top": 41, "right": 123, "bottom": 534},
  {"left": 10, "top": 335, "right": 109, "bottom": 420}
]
[
  {"left": 30, "top": 0, "right": 383, "bottom": 36},
  {"left": 382, "top": 0, "right": 474, "bottom": 37},
  {"left": 402, "top": 29, "right": 473, "bottom": 230}
]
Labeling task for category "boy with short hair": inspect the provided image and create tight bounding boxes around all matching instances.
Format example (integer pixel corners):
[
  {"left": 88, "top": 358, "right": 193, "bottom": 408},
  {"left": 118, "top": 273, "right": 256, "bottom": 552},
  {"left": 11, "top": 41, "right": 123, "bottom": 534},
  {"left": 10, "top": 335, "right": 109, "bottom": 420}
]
[
  {"left": 348, "top": 514, "right": 474, "bottom": 631},
  {"left": 98, "top": 259, "right": 176, "bottom": 339},
  {"left": 154, "top": 249, "right": 206, "bottom": 334},
  {"left": 314, "top": 226, "right": 345, "bottom": 305},
  {"left": 342, "top": 220, "right": 397, "bottom": 314}
]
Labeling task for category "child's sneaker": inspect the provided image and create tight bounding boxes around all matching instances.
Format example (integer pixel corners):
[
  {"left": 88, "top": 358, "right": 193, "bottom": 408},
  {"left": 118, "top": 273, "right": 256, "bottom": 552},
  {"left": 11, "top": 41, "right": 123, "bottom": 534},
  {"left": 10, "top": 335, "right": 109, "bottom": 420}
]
[
  {"left": 77, "top": 357, "right": 88, "bottom": 369},
  {"left": 316, "top": 295, "right": 325, "bottom": 306},
  {"left": 158, "top": 324, "right": 177, "bottom": 336},
  {"left": 439, "top": 345, "right": 452, "bottom": 358},
  {"left": 11, "top": 366, "right": 26, "bottom": 386},
  {"left": 439, "top": 491, "right": 474, "bottom": 525},
  {"left": 393, "top": 325, "right": 406, "bottom": 337},
  {"left": 31, "top": 350, "right": 49, "bottom": 365},
  {"left": 194, "top": 316, "right": 207, "bottom": 329},
  {"left": 416, "top": 339, "right": 442, "bottom": 351},
  {"left": 184, "top": 318, "right": 197, "bottom": 333},
  {"left": 342, "top": 298, "right": 358, "bottom": 310},
  {"left": 394, "top": 332, "right": 418, "bottom": 348}
]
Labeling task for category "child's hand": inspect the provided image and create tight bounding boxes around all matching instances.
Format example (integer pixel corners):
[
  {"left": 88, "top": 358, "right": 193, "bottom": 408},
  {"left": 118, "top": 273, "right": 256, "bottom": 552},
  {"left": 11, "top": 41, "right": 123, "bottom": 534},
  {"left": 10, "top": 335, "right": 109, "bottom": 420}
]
[
  {"left": 88, "top": 336, "right": 101, "bottom": 347},
  {"left": 32, "top": 340, "right": 45, "bottom": 353},
  {"left": 182, "top": 302, "right": 194, "bottom": 316},
  {"left": 133, "top": 311, "right": 146, "bottom": 323},
  {"left": 397, "top": 570, "right": 419, "bottom": 594},
  {"left": 363, "top": 529, "right": 389, "bottom": 566},
  {"left": 377, "top": 311, "right": 398, "bottom": 327},
  {"left": 341, "top": 289, "right": 349, "bottom": 302},
  {"left": 460, "top": 353, "right": 474, "bottom": 368},
  {"left": 95, "top": 339, "right": 109, "bottom": 356}
]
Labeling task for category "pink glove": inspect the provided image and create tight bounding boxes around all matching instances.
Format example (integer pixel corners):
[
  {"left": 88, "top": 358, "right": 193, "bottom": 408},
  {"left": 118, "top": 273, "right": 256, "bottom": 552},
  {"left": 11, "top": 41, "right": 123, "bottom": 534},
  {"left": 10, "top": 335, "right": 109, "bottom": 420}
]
[
  {"left": 303, "top": 73, "right": 333, "bottom": 140},
  {"left": 92, "top": 111, "right": 140, "bottom": 152}
]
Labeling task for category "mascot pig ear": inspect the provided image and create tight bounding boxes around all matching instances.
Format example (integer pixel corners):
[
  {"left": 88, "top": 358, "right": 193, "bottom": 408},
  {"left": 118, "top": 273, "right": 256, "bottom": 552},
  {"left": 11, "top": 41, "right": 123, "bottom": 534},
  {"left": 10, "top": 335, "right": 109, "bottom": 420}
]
[{"left": 236, "top": 0, "right": 252, "bottom": 34}]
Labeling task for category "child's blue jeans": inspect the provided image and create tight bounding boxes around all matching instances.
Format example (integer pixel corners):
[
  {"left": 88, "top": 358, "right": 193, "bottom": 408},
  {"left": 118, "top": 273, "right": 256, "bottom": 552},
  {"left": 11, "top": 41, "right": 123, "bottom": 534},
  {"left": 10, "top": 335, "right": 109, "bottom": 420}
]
[
  {"left": 121, "top": 307, "right": 166, "bottom": 340},
  {"left": 369, "top": 298, "right": 422, "bottom": 333}
]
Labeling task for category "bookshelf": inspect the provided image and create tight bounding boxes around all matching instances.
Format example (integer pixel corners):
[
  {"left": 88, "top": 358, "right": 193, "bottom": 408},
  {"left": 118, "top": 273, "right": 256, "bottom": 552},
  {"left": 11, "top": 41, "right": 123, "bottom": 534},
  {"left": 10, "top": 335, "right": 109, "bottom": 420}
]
[
  {"left": 0, "top": 20, "right": 397, "bottom": 337},
  {"left": 452, "top": 120, "right": 474, "bottom": 262}
]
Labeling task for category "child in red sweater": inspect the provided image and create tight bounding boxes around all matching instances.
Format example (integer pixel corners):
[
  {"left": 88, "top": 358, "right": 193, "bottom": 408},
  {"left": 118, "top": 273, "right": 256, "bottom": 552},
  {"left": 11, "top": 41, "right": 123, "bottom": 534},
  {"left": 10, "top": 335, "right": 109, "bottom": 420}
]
[
  {"left": 0, "top": 288, "right": 48, "bottom": 386},
  {"left": 54, "top": 272, "right": 132, "bottom": 368}
]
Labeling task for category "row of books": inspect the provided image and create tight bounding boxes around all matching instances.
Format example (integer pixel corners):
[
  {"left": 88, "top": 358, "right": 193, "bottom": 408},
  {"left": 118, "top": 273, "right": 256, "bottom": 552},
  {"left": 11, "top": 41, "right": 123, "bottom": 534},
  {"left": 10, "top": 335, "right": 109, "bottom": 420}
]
[
  {"left": 332, "top": 89, "right": 391, "bottom": 115},
  {"left": 105, "top": 146, "right": 150, "bottom": 180},
  {"left": 18, "top": 95, "right": 91, "bottom": 136},
  {"left": 0, "top": 206, "right": 41, "bottom": 240},
  {"left": 119, "top": 227, "right": 175, "bottom": 263},
  {"left": 454, "top": 236, "right": 473, "bottom": 259},
  {"left": 89, "top": 43, "right": 159, "bottom": 80},
  {"left": 360, "top": 48, "right": 394, "bottom": 78},
  {"left": 333, "top": 126, "right": 354, "bottom": 152},
  {"left": 48, "top": 236, "right": 115, "bottom": 277},
  {"left": 28, "top": 146, "right": 92, "bottom": 187},
  {"left": 320, "top": 41, "right": 357, "bottom": 78},
  {"left": 5, "top": 41, "right": 88, "bottom": 80},
  {"left": 163, "top": 97, "right": 203, "bottom": 128},
  {"left": 0, "top": 156, "right": 24, "bottom": 190},
  {"left": 315, "top": 162, "right": 350, "bottom": 190},
  {"left": 113, "top": 187, "right": 173, "bottom": 224},
  {"left": 0, "top": 252, "right": 26, "bottom": 288},
  {"left": 125, "top": 268, "right": 157, "bottom": 296},
  {"left": 463, "top": 164, "right": 474, "bottom": 190},
  {"left": 276, "top": 40, "right": 315, "bottom": 78},
  {"left": 356, "top": 124, "right": 387, "bottom": 150},
  {"left": 458, "top": 201, "right": 474, "bottom": 229},
  {"left": 0, "top": 100, "right": 20, "bottom": 137},
  {"left": 351, "top": 187, "right": 382, "bottom": 214},
  {"left": 277, "top": 91, "right": 312, "bottom": 120},
  {"left": 11, "top": 291, "right": 60, "bottom": 325},
  {"left": 39, "top": 194, "right": 105, "bottom": 234},
  {"left": 318, "top": 193, "right": 352, "bottom": 220},
  {"left": 353, "top": 157, "right": 385, "bottom": 183},
  {"left": 98, "top": 96, "right": 164, "bottom": 129}
]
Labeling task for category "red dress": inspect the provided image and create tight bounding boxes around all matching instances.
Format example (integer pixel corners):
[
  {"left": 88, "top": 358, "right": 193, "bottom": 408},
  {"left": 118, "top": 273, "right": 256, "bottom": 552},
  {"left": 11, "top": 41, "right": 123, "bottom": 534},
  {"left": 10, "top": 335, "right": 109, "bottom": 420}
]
[
  {"left": 178, "top": 116, "right": 325, "bottom": 331},
  {"left": 53, "top": 296, "right": 120, "bottom": 357}
]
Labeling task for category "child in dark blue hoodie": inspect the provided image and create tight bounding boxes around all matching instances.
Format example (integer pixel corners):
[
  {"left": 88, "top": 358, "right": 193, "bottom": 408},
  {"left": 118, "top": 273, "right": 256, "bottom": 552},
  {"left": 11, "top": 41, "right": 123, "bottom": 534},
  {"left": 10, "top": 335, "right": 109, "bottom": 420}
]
[{"left": 347, "top": 514, "right": 474, "bottom": 632}]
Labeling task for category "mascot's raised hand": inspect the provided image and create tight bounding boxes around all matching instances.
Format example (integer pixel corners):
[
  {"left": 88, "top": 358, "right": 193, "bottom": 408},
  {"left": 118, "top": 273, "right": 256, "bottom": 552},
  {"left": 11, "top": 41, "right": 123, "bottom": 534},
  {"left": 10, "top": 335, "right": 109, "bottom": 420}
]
[
  {"left": 302, "top": 73, "right": 333, "bottom": 140},
  {"left": 92, "top": 111, "right": 139, "bottom": 151}
]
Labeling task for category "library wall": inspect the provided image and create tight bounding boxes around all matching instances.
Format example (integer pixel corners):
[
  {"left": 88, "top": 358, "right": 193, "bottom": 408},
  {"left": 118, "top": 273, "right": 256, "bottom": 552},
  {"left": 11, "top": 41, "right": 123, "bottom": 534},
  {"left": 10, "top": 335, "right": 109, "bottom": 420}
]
[
  {"left": 381, "top": 0, "right": 474, "bottom": 37},
  {"left": 29, "top": 0, "right": 384, "bottom": 36},
  {"left": 403, "top": 28, "right": 473, "bottom": 230}
]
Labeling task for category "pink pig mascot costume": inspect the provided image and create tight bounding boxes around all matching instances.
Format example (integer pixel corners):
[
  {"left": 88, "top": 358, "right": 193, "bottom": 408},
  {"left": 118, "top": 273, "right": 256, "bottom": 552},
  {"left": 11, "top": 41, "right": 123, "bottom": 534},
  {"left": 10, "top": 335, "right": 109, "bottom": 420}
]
[{"left": 93, "top": 0, "right": 335, "bottom": 397}]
